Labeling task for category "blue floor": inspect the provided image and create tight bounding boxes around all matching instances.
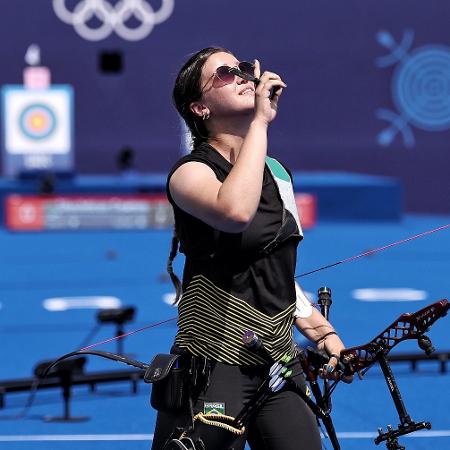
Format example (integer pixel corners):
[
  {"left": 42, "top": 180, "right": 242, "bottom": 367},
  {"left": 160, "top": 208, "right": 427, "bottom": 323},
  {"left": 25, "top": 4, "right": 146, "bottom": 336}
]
[{"left": 0, "top": 214, "right": 449, "bottom": 449}]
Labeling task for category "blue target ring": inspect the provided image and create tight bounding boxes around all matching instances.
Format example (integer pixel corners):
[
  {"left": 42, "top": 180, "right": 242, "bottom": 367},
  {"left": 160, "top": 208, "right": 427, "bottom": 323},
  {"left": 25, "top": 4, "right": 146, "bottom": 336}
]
[
  {"left": 392, "top": 45, "right": 450, "bottom": 131},
  {"left": 19, "top": 103, "right": 57, "bottom": 140}
]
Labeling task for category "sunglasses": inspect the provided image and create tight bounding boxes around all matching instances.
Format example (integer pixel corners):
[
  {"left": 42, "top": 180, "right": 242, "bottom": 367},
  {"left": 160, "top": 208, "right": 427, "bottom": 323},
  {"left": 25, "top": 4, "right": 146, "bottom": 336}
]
[{"left": 202, "top": 61, "right": 257, "bottom": 91}]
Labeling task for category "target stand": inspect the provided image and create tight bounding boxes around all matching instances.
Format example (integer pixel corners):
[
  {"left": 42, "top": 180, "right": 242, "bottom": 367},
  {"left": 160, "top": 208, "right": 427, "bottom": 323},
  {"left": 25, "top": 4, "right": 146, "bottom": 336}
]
[{"left": 34, "top": 357, "right": 89, "bottom": 422}]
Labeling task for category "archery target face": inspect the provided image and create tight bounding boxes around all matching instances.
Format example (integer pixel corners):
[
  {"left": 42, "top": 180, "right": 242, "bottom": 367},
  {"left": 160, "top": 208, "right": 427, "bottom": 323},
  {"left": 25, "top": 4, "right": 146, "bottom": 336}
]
[
  {"left": 20, "top": 104, "right": 56, "bottom": 140},
  {"left": 3, "top": 86, "right": 72, "bottom": 155}
]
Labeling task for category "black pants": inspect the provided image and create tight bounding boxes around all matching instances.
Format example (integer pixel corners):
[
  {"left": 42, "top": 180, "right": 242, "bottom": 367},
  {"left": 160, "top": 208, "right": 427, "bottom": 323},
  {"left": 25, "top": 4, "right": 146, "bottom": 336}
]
[{"left": 151, "top": 359, "right": 322, "bottom": 450}]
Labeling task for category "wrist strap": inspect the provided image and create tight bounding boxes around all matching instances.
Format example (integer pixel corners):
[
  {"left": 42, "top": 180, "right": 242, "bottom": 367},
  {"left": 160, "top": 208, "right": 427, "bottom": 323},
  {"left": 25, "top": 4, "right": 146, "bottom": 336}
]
[{"left": 315, "top": 331, "right": 337, "bottom": 345}]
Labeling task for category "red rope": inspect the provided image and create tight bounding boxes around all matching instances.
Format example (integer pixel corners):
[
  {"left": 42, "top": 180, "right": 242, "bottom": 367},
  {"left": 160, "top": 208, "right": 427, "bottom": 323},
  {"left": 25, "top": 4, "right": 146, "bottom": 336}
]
[
  {"left": 79, "top": 316, "right": 177, "bottom": 351},
  {"left": 296, "top": 223, "right": 450, "bottom": 278},
  {"left": 78, "top": 223, "right": 450, "bottom": 350}
]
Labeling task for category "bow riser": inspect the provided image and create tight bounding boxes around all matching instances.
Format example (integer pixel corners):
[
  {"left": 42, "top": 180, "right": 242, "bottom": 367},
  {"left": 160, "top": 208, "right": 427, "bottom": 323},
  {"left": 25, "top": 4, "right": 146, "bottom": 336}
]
[{"left": 341, "top": 299, "right": 449, "bottom": 373}]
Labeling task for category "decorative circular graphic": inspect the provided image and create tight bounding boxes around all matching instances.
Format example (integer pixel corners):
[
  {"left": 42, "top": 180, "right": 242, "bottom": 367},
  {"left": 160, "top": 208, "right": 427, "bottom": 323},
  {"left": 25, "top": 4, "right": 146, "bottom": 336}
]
[
  {"left": 392, "top": 46, "right": 450, "bottom": 131},
  {"left": 375, "top": 30, "right": 450, "bottom": 148},
  {"left": 19, "top": 103, "right": 57, "bottom": 140}
]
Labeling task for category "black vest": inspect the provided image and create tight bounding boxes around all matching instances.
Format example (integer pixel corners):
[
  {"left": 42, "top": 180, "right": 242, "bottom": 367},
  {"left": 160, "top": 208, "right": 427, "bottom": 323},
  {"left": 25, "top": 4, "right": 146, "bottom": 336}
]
[{"left": 166, "top": 143, "right": 303, "bottom": 364}]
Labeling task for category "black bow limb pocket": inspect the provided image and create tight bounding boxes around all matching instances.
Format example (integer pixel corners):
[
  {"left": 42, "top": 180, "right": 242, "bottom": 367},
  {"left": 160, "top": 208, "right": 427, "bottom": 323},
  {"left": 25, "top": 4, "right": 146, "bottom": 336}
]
[{"left": 145, "top": 354, "right": 188, "bottom": 413}]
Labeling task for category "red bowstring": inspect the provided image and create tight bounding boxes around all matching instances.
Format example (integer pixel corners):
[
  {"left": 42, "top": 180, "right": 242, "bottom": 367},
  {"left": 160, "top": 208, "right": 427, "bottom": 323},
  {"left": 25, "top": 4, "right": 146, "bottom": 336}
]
[
  {"left": 296, "top": 223, "right": 450, "bottom": 278},
  {"left": 79, "top": 316, "right": 177, "bottom": 351},
  {"left": 80, "top": 223, "right": 450, "bottom": 350}
]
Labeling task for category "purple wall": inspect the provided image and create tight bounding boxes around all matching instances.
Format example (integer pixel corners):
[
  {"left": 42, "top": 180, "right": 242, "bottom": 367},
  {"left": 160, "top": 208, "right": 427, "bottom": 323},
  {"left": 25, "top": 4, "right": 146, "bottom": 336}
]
[{"left": 0, "top": 0, "right": 449, "bottom": 213}]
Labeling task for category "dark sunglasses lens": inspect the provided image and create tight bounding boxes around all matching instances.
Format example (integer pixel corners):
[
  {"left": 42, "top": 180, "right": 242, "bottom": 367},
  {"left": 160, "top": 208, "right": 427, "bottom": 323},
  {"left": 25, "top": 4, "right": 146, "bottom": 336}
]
[
  {"left": 215, "top": 66, "right": 235, "bottom": 83},
  {"left": 238, "top": 62, "right": 255, "bottom": 77}
]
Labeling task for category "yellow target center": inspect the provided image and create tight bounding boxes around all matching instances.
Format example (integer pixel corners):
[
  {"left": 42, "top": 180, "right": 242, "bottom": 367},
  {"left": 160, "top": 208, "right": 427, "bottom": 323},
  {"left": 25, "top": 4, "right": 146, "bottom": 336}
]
[{"left": 31, "top": 115, "right": 46, "bottom": 129}]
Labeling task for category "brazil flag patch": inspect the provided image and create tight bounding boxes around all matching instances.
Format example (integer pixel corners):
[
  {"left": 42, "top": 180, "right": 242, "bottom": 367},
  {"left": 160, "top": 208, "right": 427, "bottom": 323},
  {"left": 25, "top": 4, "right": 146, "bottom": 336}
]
[{"left": 204, "top": 402, "right": 225, "bottom": 415}]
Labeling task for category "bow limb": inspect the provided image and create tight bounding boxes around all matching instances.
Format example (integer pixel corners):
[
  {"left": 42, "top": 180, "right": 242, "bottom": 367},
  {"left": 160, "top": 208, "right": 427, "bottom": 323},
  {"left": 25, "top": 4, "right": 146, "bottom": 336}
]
[{"left": 43, "top": 350, "right": 149, "bottom": 378}]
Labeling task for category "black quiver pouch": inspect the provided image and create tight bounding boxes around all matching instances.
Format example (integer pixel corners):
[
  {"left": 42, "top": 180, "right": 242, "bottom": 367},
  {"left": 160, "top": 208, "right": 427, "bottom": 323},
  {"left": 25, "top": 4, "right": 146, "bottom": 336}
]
[{"left": 144, "top": 353, "right": 188, "bottom": 412}]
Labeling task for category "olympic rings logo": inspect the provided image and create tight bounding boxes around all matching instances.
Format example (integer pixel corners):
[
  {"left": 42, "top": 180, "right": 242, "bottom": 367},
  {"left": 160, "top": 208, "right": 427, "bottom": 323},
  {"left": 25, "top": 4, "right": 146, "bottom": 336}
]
[{"left": 53, "top": 0, "right": 175, "bottom": 41}]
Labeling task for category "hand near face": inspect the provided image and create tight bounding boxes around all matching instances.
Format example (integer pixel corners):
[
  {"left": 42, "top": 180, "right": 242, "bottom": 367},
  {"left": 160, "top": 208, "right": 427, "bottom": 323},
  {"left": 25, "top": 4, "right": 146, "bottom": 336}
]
[{"left": 253, "top": 59, "right": 287, "bottom": 125}]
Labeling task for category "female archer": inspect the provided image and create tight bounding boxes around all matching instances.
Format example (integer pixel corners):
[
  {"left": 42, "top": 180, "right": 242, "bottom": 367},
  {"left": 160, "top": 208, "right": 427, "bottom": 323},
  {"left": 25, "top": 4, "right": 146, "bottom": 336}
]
[{"left": 152, "top": 47, "right": 351, "bottom": 450}]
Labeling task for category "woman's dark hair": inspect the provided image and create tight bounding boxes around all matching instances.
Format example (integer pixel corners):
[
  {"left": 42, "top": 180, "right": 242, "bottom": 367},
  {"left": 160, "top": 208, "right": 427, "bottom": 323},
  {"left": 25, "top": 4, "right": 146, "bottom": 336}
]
[
  {"left": 173, "top": 46, "right": 232, "bottom": 148},
  {"left": 168, "top": 47, "right": 232, "bottom": 305}
]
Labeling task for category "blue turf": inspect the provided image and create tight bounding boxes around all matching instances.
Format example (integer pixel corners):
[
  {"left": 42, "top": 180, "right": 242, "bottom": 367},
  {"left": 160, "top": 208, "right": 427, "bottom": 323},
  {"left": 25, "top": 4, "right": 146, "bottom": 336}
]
[{"left": 0, "top": 214, "right": 449, "bottom": 449}]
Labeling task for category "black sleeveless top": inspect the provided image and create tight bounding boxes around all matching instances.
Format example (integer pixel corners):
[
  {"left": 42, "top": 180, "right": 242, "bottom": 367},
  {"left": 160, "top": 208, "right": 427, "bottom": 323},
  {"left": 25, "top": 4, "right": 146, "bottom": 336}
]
[{"left": 167, "top": 143, "right": 303, "bottom": 365}]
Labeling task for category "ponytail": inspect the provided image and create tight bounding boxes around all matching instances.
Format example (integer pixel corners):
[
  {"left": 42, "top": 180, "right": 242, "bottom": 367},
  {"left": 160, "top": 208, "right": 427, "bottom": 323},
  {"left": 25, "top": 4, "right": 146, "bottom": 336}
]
[{"left": 166, "top": 230, "right": 182, "bottom": 305}]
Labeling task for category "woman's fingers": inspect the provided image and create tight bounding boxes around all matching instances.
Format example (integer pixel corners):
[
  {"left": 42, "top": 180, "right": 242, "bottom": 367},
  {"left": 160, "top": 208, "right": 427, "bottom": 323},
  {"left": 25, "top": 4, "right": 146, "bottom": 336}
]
[
  {"left": 252, "top": 61, "right": 286, "bottom": 122},
  {"left": 259, "top": 70, "right": 283, "bottom": 83},
  {"left": 318, "top": 355, "right": 337, "bottom": 379},
  {"left": 318, "top": 354, "right": 356, "bottom": 382},
  {"left": 256, "top": 78, "right": 287, "bottom": 99},
  {"left": 252, "top": 61, "right": 286, "bottom": 101},
  {"left": 318, "top": 367, "right": 339, "bottom": 381},
  {"left": 318, "top": 365, "right": 354, "bottom": 383},
  {"left": 254, "top": 59, "right": 261, "bottom": 80},
  {"left": 253, "top": 62, "right": 285, "bottom": 90}
]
